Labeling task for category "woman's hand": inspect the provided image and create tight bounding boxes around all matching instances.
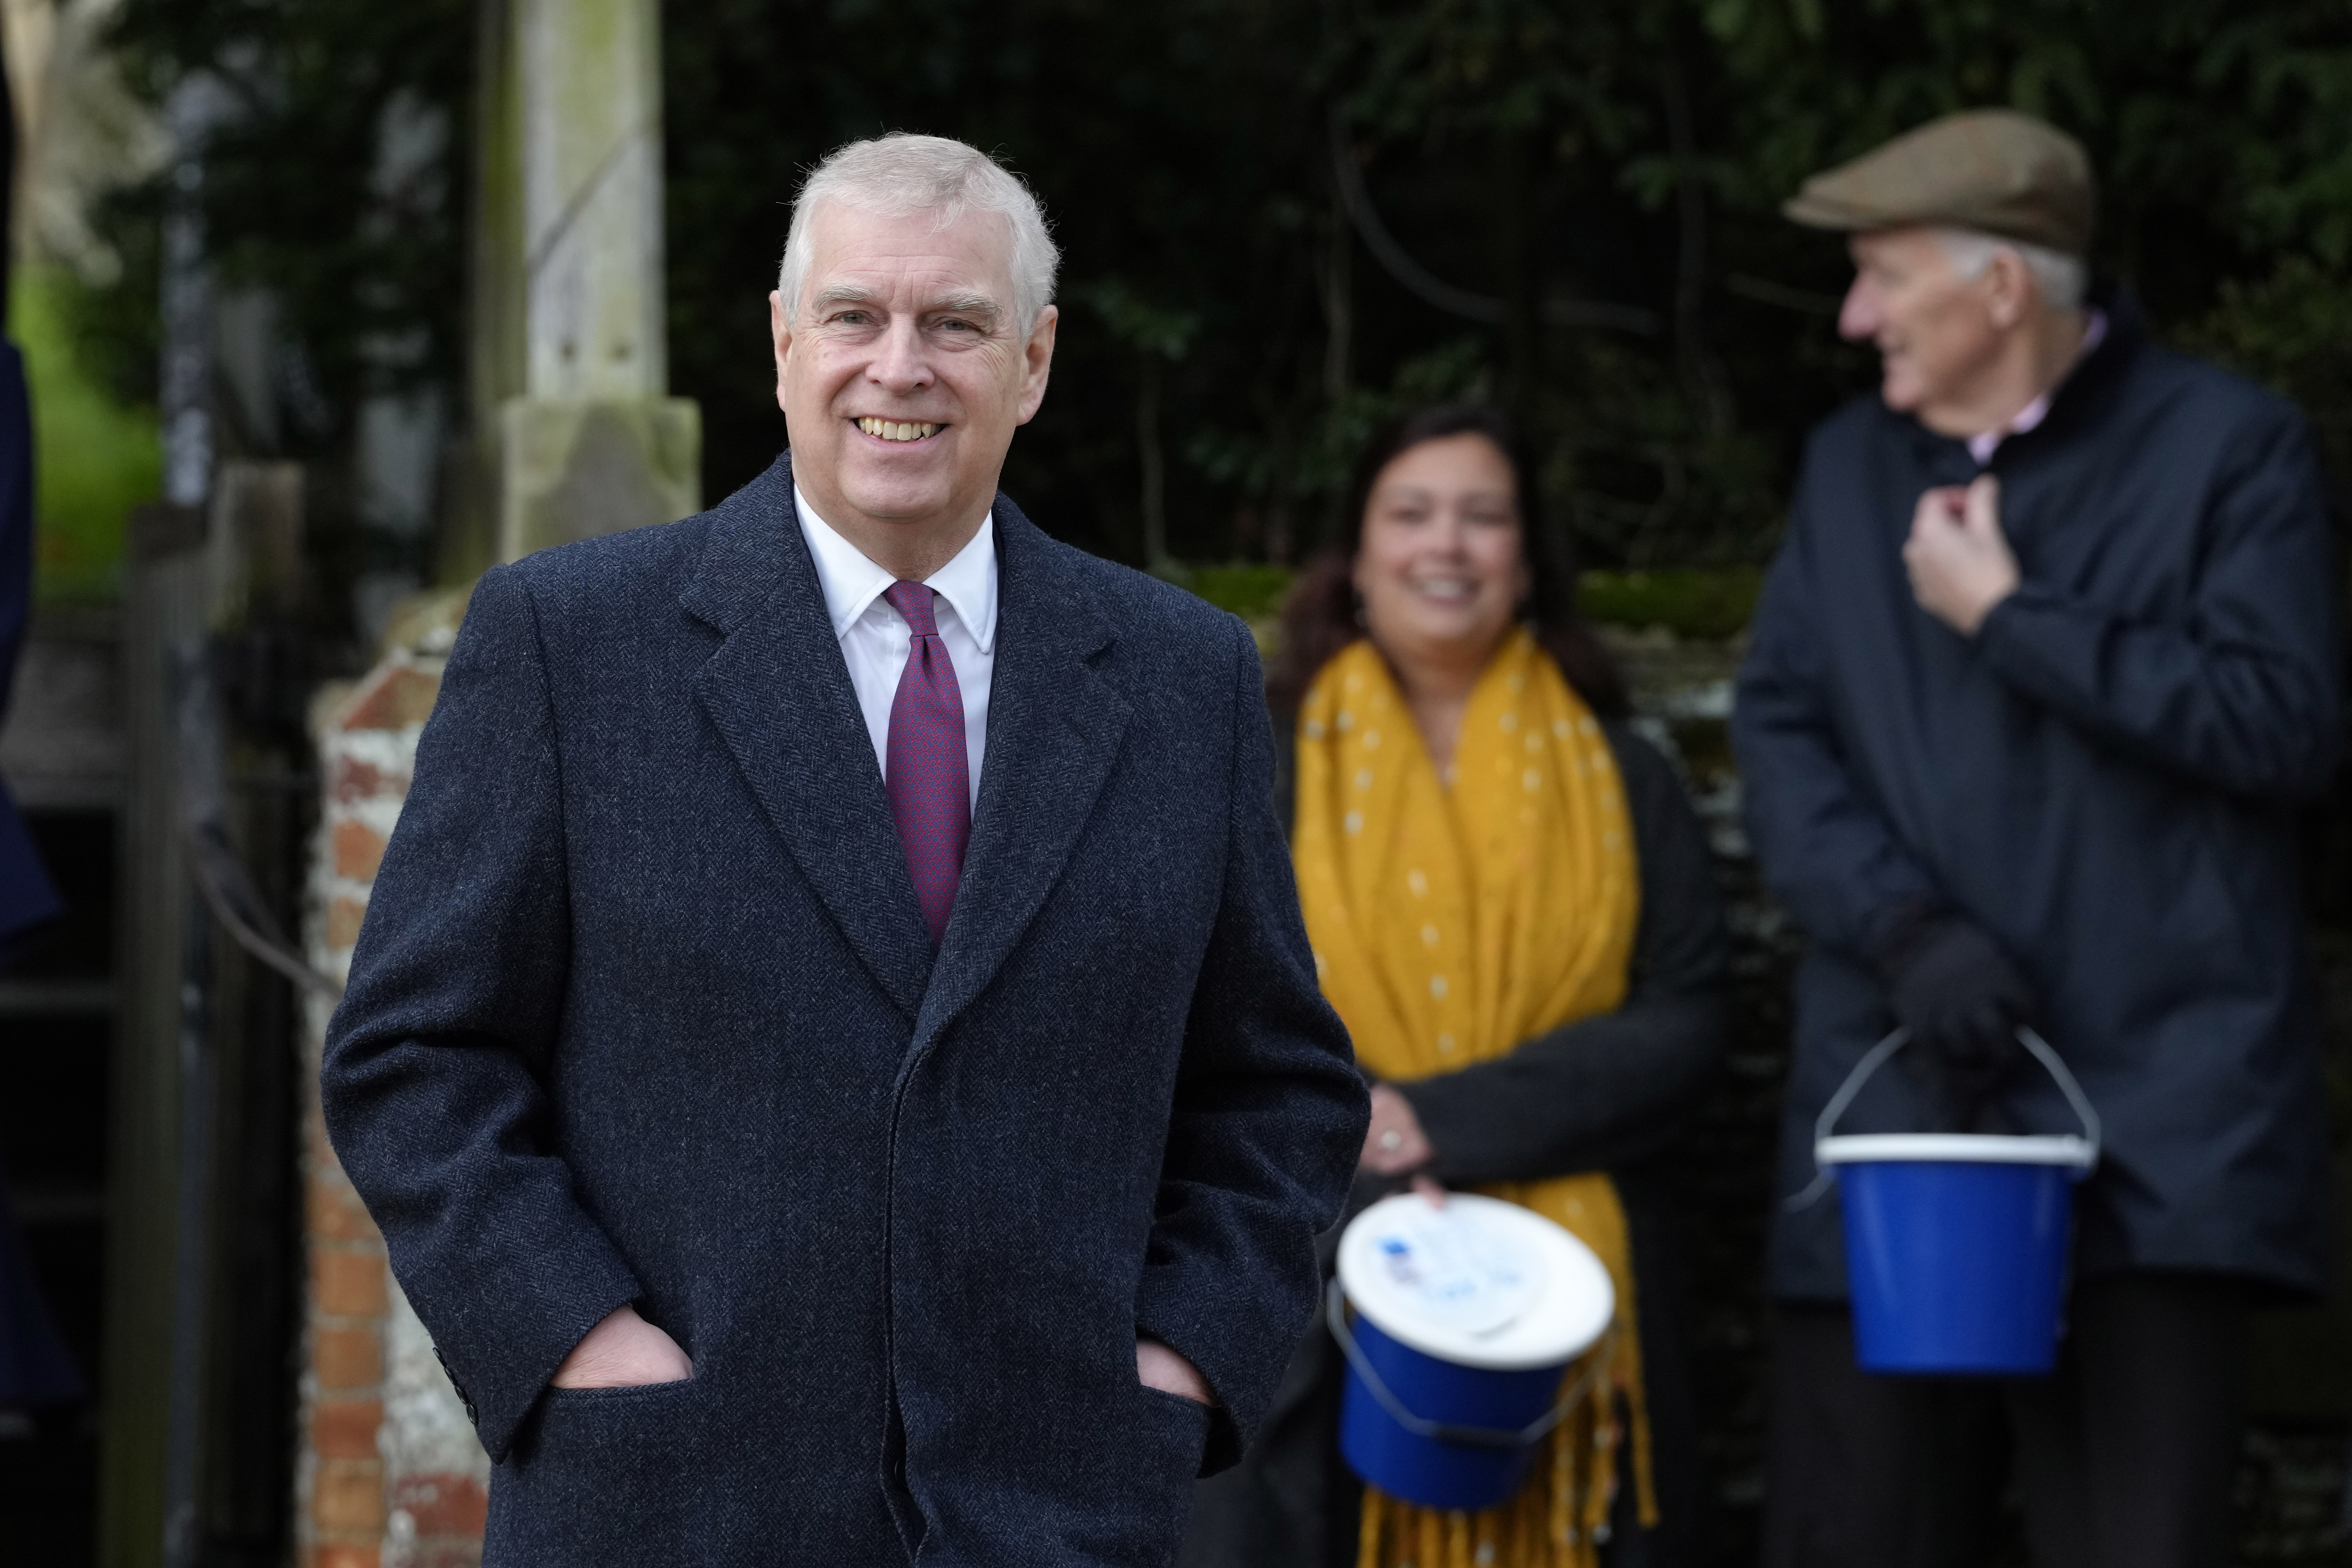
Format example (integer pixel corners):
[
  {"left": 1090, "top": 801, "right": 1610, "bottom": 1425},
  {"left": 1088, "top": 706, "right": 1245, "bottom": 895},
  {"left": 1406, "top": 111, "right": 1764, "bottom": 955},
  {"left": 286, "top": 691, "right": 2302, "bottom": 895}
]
[{"left": 1361, "top": 1083, "right": 1436, "bottom": 1175}]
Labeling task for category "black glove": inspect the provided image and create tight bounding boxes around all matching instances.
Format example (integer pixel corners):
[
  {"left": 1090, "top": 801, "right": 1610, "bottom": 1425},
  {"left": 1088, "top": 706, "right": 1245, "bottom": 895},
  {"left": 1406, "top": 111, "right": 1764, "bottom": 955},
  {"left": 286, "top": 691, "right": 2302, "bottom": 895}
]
[{"left": 1876, "top": 911, "right": 2036, "bottom": 1123}]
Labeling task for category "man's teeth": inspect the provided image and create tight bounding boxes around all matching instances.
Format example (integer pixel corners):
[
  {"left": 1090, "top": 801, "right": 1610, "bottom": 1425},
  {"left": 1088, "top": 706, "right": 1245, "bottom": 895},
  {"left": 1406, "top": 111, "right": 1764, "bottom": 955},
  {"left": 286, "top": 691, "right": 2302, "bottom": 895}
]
[{"left": 858, "top": 418, "right": 938, "bottom": 442}]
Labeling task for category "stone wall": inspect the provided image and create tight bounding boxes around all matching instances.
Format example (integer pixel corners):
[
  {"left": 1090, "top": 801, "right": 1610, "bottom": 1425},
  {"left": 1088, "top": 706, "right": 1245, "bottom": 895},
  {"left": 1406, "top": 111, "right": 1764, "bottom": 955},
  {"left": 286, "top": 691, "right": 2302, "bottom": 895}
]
[{"left": 297, "top": 596, "right": 488, "bottom": 1568}]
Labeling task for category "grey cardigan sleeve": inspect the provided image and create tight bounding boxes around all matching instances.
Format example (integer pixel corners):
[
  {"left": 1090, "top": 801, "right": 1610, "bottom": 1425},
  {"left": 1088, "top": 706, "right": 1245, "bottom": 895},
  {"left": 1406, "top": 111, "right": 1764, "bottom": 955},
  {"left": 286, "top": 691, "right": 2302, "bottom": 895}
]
[{"left": 1395, "top": 724, "right": 1729, "bottom": 1185}]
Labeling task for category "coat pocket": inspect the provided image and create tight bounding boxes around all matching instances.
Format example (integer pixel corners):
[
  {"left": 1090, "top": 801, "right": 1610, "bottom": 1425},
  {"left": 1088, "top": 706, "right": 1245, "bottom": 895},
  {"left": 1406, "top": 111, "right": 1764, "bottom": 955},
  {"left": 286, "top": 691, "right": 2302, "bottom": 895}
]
[
  {"left": 1036, "top": 1383, "right": 1215, "bottom": 1567},
  {"left": 1134, "top": 1385, "right": 1213, "bottom": 1479},
  {"left": 1118, "top": 1385, "right": 1212, "bottom": 1551},
  {"left": 485, "top": 1378, "right": 711, "bottom": 1567}
]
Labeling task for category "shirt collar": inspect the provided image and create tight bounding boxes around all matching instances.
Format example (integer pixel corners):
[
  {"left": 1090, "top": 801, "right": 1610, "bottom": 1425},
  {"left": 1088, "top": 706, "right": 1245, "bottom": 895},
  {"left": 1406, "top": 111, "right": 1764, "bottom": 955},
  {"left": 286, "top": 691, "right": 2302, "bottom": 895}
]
[
  {"left": 794, "top": 485, "right": 997, "bottom": 653},
  {"left": 922, "top": 506, "right": 998, "bottom": 654},
  {"left": 1967, "top": 308, "right": 2109, "bottom": 464}
]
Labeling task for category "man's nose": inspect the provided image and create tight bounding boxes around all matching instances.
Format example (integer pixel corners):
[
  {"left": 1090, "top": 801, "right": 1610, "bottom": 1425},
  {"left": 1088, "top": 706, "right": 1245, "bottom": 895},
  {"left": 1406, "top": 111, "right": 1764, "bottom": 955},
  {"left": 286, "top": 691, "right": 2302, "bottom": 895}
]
[
  {"left": 1837, "top": 276, "right": 1878, "bottom": 343},
  {"left": 867, "top": 318, "right": 932, "bottom": 393}
]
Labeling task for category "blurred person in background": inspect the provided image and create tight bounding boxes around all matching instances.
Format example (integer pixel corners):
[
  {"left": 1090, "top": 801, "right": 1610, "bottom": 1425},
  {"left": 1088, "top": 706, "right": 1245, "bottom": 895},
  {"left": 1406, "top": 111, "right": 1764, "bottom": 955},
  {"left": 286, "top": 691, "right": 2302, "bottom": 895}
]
[
  {"left": 0, "top": 329, "right": 55, "bottom": 962},
  {"left": 0, "top": 329, "right": 79, "bottom": 1432},
  {"left": 1735, "top": 110, "right": 2343, "bottom": 1567},
  {"left": 1182, "top": 404, "right": 1727, "bottom": 1568}
]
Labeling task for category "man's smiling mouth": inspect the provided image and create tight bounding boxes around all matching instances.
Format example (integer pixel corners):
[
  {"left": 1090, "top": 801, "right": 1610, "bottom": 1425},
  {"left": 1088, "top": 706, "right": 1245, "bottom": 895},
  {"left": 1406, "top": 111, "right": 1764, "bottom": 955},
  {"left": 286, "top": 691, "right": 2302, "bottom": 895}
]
[{"left": 857, "top": 417, "right": 940, "bottom": 443}]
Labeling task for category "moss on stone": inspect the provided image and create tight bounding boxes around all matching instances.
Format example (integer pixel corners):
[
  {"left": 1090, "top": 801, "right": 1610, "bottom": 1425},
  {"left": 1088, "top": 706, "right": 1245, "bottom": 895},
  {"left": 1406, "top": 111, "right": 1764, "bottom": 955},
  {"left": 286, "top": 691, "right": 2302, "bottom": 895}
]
[
  {"left": 1183, "top": 562, "right": 1295, "bottom": 622},
  {"left": 1579, "top": 567, "right": 1763, "bottom": 641}
]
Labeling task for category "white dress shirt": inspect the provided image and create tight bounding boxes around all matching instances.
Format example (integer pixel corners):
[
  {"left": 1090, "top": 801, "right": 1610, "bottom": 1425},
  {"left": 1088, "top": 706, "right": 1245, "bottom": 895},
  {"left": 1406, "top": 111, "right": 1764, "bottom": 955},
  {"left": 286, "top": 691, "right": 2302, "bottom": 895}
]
[{"left": 794, "top": 486, "right": 996, "bottom": 807}]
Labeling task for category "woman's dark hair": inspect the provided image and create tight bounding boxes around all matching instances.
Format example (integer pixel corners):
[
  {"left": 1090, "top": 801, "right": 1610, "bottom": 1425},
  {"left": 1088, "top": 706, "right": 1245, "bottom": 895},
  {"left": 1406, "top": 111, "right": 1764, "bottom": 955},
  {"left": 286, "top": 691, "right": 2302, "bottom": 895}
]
[{"left": 1268, "top": 403, "right": 1627, "bottom": 719}]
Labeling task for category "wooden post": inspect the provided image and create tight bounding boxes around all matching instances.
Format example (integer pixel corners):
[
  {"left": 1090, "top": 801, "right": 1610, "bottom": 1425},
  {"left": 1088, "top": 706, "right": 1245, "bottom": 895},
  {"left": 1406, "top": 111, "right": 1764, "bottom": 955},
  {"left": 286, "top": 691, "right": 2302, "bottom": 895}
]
[
  {"left": 104, "top": 461, "right": 315, "bottom": 1568},
  {"left": 102, "top": 505, "right": 206, "bottom": 1568}
]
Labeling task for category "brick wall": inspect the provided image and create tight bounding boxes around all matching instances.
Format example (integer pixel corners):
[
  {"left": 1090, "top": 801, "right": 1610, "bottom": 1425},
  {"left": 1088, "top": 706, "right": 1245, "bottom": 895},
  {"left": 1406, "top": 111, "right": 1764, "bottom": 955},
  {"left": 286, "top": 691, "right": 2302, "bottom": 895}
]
[{"left": 299, "top": 594, "right": 489, "bottom": 1568}]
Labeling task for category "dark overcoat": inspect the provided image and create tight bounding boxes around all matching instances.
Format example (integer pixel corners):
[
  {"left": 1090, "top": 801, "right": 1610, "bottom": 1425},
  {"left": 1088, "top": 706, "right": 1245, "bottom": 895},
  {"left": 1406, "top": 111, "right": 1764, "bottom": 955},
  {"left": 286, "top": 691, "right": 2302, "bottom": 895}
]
[
  {"left": 0, "top": 336, "right": 76, "bottom": 1408},
  {"left": 1733, "top": 295, "right": 2344, "bottom": 1301},
  {"left": 320, "top": 453, "right": 1369, "bottom": 1567},
  {"left": 0, "top": 339, "right": 60, "bottom": 949}
]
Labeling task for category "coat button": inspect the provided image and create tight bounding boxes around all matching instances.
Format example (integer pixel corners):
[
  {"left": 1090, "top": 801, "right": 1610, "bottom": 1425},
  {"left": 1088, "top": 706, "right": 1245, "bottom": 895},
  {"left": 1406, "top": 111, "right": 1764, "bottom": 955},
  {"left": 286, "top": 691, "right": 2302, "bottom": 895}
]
[{"left": 433, "top": 1345, "right": 479, "bottom": 1423}]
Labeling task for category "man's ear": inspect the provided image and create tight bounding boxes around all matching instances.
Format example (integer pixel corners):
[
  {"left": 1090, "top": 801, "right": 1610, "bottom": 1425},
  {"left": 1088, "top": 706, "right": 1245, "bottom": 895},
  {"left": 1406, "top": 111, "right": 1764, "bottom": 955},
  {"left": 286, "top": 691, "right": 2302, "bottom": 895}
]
[
  {"left": 1015, "top": 304, "right": 1059, "bottom": 425},
  {"left": 769, "top": 290, "right": 793, "bottom": 413},
  {"left": 1985, "top": 248, "right": 2032, "bottom": 331}
]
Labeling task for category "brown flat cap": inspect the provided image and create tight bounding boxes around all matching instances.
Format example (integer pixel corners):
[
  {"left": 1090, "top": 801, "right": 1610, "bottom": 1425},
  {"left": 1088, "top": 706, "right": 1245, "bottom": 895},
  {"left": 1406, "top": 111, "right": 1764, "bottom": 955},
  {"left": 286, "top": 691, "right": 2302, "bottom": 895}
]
[{"left": 1784, "top": 109, "right": 2094, "bottom": 258}]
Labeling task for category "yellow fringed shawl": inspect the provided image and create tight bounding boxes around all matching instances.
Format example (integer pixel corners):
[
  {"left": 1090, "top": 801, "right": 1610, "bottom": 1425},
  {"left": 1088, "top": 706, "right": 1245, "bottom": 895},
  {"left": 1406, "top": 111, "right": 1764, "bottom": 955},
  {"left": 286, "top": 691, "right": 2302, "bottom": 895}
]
[{"left": 1292, "top": 630, "right": 1655, "bottom": 1568}]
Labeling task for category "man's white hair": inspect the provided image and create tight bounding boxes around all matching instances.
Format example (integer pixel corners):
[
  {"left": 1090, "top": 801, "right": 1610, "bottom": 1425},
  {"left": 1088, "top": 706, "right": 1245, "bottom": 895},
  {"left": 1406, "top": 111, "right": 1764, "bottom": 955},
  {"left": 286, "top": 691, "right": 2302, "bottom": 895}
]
[
  {"left": 1935, "top": 228, "right": 2088, "bottom": 312},
  {"left": 778, "top": 134, "right": 1059, "bottom": 332}
]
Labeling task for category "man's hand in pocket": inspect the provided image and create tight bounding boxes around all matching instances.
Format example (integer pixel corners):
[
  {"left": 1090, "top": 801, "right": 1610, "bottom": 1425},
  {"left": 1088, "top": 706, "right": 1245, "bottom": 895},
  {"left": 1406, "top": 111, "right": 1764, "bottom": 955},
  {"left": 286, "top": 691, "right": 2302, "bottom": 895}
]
[
  {"left": 552, "top": 1303, "right": 694, "bottom": 1389},
  {"left": 1135, "top": 1336, "right": 1214, "bottom": 1405}
]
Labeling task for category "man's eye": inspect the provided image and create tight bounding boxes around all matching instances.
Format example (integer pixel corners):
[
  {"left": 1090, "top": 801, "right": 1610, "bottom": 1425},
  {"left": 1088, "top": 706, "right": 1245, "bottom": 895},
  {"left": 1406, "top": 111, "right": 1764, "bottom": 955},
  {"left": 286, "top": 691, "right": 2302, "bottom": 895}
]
[
  {"left": 834, "top": 311, "right": 869, "bottom": 325},
  {"left": 937, "top": 318, "right": 974, "bottom": 333}
]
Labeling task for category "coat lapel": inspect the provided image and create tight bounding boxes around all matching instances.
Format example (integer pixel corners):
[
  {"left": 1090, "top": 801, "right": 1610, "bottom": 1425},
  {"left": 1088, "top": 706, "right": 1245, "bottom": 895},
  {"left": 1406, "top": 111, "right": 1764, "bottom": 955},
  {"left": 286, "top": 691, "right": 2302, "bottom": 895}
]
[
  {"left": 680, "top": 454, "right": 934, "bottom": 1019},
  {"left": 916, "top": 499, "right": 1132, "bottom": 1042}
]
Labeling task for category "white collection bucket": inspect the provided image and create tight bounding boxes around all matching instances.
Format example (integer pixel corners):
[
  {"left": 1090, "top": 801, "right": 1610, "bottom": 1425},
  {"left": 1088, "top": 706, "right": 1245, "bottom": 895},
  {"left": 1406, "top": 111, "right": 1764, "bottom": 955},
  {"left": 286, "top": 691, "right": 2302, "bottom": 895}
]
[{"left": 1331, "top": 1193, "right": 1615, "bottom": 1511}]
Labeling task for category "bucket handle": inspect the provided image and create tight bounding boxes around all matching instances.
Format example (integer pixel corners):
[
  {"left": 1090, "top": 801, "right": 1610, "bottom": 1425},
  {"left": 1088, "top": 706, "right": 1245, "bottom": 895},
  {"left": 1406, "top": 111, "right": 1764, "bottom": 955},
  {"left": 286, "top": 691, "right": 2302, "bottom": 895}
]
[
  {"left": 1324, "top": 1279, "right": 1613, "bottom": 1451},
  {"left": 1783, "top": 1026, "right": 2101, "bottom": 1212}
]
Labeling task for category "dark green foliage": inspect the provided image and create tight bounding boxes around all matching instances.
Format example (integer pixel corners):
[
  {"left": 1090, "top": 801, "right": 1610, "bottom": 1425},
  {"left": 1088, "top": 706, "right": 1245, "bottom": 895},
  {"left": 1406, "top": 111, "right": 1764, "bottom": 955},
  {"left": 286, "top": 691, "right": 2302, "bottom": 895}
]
[
  {"left": 49, "top": 188, "right": 162, "bottom": 417},
  {"left": 664, "top": 0, "right": 2352, "bottom": 569},
  {"left": 91, "top": 1, "right": 2352, "bottom": 571},
  {"left": 102, "top": 0, "right": 474, "bottom": 447}
]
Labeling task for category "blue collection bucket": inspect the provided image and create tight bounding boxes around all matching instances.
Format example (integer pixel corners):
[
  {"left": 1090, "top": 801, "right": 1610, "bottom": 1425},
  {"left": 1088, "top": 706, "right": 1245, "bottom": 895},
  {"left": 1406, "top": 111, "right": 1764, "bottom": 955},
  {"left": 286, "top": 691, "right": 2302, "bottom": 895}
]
[
  {"left": 1331, "top": 1193, "right": 1615, "bottom": 1512},
  {"left": 1803, "top": 1027, "right": 2100, "bottom": 1375}
]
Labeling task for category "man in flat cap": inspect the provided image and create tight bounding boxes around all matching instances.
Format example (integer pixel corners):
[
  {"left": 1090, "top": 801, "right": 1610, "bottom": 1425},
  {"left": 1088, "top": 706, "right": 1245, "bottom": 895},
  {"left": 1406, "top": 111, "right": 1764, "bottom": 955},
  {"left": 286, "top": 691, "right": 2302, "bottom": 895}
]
[{"left": 1733, "top": 108, "right": 2342, "bottom": 1566}]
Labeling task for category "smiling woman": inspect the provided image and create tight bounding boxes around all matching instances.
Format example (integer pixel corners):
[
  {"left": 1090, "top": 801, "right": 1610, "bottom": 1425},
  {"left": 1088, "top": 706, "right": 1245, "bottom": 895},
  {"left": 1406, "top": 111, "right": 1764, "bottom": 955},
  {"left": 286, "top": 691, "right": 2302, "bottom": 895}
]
[
  {"left": 1193, "top": 403, "right": 1727, "bottom": 1568},
  {"left": 1271, "top": 405, "right": 1623, "bottom": 726}
]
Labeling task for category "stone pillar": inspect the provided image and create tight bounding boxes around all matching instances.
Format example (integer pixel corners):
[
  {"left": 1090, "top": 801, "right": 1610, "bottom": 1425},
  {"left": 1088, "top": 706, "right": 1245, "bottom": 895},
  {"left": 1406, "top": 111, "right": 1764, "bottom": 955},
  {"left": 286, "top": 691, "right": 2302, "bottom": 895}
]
[
  {"left": 514, "top": 0, "right": 665, "bottom": 402},
  {"left": 469, "top": 0, "right": 697, "bottom": 572}
]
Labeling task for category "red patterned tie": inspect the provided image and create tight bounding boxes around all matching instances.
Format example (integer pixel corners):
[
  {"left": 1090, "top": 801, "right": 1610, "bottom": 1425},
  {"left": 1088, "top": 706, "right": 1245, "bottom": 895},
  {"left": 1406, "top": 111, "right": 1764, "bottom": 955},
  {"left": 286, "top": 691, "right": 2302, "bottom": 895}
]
[{"left": 882, "top": 581, "right": 970, "bottom": 947}]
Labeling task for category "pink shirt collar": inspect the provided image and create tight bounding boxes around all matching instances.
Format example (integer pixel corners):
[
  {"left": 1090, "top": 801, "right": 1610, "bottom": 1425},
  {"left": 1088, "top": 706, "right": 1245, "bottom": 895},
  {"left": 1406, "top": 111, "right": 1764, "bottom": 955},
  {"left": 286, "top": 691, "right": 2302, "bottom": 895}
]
[{"left": 1966, "top": 309, "right": 2109, "bottom": 464}]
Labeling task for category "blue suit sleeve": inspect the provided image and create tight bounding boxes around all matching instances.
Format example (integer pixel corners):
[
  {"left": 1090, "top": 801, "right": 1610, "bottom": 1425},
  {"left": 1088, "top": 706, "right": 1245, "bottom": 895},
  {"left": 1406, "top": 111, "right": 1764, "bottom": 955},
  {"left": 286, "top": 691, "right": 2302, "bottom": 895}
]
[
  {"left": 1132, "top": 618, "right": 1368, "bottom": 1474},
  {"left": 320, "top": 565, "right": 641, "bottom": 1462},
  {"left": 0, "top": 339, "right": 59, "bottom": 947},
  {"left": 0, "top": 343, "right": 30, "bottom": 709},
  {"left": 1975, "top": 408, "right": 2345, "bottom": 801},
  {"left": 1732, "top": 514, "right": 1948, "bottom": 961}
]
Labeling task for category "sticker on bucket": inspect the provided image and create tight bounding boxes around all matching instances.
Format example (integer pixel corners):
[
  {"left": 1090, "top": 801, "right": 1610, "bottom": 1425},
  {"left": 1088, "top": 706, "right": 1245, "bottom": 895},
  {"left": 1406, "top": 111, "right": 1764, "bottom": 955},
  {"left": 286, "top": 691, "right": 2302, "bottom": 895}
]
[{"left": 1361, "top": 1202, "right": 1545, "bottom": 1339}]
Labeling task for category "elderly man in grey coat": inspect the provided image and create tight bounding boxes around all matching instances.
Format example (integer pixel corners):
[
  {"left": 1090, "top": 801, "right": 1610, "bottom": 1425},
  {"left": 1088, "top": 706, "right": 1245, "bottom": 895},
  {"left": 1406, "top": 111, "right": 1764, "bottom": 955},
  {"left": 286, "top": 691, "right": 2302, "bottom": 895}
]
[{"left": 321, "top": 134, "right": 1368, "bottom": 1567}]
